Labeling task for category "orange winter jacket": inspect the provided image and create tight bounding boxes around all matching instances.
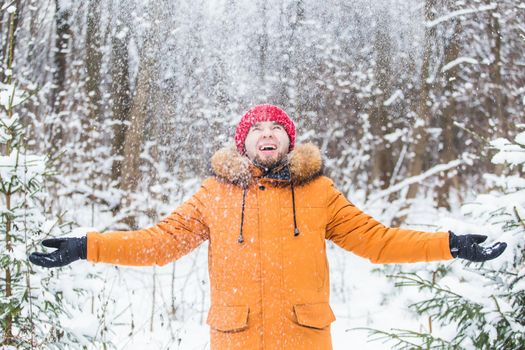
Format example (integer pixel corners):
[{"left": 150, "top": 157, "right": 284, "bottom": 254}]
[{"left": 87, "top": 143, "right": 453, "bottom": 350}]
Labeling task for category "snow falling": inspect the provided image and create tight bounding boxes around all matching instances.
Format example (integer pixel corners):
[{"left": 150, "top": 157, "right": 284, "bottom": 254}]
[{"left": 1, "top": 0, "right": 524, "bottom": 349}]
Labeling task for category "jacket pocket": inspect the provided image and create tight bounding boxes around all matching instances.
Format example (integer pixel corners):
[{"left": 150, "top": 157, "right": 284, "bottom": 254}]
[
  {"left": 293, "top": 303, "right": 336, "bottom": 329},
  {"left": 207, "top": 305, "right": 250, "bottom": 332}
]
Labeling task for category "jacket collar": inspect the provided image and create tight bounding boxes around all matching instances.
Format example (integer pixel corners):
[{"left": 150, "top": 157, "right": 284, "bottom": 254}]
[{"left": 211, "top": 142, "right": 323, "bottom": 188}]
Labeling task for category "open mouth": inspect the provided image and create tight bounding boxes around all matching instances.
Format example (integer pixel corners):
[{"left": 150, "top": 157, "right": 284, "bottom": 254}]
[{"left": 259, "top": 144, "right": 277, "bottom": 151}]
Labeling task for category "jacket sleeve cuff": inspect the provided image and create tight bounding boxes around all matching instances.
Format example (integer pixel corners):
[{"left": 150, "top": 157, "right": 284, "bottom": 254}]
[
  {"left": 440, "top": 231, "right": 454, "bottom": 260},
  {"left": 86, "top": 231, "right": 101, "bottom": 262}
]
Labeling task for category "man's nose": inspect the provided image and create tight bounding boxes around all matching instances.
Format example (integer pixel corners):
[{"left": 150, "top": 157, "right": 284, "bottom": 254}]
[{"left": 260, "top": 127, "right": 273, "bottom": 137}]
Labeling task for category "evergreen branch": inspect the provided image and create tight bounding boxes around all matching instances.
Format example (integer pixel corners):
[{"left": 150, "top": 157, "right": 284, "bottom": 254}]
[
  {"left": 490, "top": 295, "right": 512, "bottom": 328},
  {"left": 350, "top": 327, "right": 423, "bottom": 348},
  {"left": 350, "top": 327, "right": 459, "bottom": 349},
  {"left": 387, "top": 272, "right": 463, "bottom": 299},
  {"left": 0, "top": 112, "right": 13, "bottom": 129},
  {"left": 6, "top": 139, "right": 22, "bottom": 196},
  {"left": 0, "top": 2, "right": 17, "bottom": 13},
  {"left": 513, "top": 206, "right": 525, "bottom": 230},
  {"left": 509, "top": 274, "right": 525, "bottom": 290},
  {"left": 10, "top": 85, "right": 40, "bottom": 108}
]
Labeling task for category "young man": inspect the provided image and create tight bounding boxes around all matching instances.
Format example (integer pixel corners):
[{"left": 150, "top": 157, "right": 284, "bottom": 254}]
[{"left": 30, "top": 104, "right": 506, "bottom": 349}]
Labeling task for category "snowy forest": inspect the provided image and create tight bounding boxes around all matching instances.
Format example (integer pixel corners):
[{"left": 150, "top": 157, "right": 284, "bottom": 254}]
[{"left": 1, "top": 0, "right": 524, "bottom": 349}]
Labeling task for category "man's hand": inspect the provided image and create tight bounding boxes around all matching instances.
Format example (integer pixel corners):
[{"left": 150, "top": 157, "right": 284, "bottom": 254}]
[
  {"left": 29, "top": 237, "right": 87, "bottom": 268},
  {"left": 449, "top": 231, "right": 507, "bottom": 262}
]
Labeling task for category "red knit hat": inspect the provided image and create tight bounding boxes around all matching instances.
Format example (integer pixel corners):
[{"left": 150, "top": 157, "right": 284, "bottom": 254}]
[{"left": 234, "top": 104, "right": 296, "bottom": 155}]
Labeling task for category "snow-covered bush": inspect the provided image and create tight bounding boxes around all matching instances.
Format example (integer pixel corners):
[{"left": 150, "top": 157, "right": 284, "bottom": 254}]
[
  {"left": 364, "top": 129, "right": 525, "bottom": 349},
  {"left": 0, "top": 7, "right": 109, "bottom": 348},
  {"left": 0, "top": 85, "right": 87, "bottom": 348}
]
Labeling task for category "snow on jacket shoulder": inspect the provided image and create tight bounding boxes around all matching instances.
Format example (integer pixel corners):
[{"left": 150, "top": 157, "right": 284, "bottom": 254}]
[{"left": 86, "top": 142, "right": 452, "bottom": 350}]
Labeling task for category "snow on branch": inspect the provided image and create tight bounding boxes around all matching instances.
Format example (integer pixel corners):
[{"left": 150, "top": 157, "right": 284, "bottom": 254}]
[
  {"left": 366, "top": 158, "right": 467, "bottom": 204},
  {"left": 383, "top": 89, "right": 404, "bottom": 106},
  {"left": 442, "top": 57, "right": 478, "bottom": 72},
  {"left": 426, "top": 4, "right": 497, "bottom": 28}
]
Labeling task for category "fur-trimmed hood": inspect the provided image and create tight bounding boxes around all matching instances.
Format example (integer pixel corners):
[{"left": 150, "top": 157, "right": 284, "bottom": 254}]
[{"left": 210, "top": 142, "right": 323, "bottom": 187}]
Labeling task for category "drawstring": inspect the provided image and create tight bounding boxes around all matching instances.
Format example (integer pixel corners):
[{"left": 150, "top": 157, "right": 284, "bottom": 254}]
[
  {"left": 291, "top": 182, "right": 300, "bottom": 237},
  {"left": 238, "top": 187, "right": 247, "bottom": 244},
  {"left": 237, "top": 181, "right": 299, "bottom": 244}
]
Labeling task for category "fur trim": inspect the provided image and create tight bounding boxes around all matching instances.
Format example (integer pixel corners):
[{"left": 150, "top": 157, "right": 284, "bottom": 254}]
[
  {"left": 211, "top": 142, "right": 323, "bottom": 187},
  {"left": 210, "top": 146, "right": 252, "bottom": 186},
  {"left": 287, "top": 142, "right": 323, "bottom": 186}
]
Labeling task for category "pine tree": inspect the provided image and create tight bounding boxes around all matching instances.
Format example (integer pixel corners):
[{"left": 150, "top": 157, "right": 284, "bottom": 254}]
[
  {"left": 0, "top": 5, "right": 109, "bottom": 349},
  {"left": 361, "top": 129, "right": 525, "bottom": 349}
]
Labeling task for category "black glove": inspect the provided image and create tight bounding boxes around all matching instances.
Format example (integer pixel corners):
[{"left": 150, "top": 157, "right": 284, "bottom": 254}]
[
  {"left": 449, "top": 231, "right": 507, "bottom": 262},
  {"left": 29, "top": 237, "right": 87, "bottom": 268}
]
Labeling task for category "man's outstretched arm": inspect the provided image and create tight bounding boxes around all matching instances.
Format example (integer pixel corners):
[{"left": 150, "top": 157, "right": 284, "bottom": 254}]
[
  {"left": 325, "top": 180, "right": 506, "bottom": 263},
  {"left": 30, "top": 182, "right": 211, "bottom": 268}
]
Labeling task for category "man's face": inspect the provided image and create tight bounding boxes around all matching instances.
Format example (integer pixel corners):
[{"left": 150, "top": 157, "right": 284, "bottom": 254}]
[{"left": 244, "top": 121, "right": 290, "bottom": 168}]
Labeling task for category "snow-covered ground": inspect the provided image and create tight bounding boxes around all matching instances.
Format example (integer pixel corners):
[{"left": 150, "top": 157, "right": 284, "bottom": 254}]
[
  {"left": 66, "top": 251, "right": 416, "bottom": 349},
  {"left": 61, "top": 224, "right": 451, "bottom": 349},
  {"left": 52, "top": 132, "right": 525, "bottom": 349},
  {"left": 63, "top": 252, "right": 461, "bottom": 349}
]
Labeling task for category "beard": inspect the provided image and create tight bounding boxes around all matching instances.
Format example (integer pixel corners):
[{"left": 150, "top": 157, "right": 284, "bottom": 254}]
[{"left": 253, "top": 151, "right": 288, "bottom": 171}]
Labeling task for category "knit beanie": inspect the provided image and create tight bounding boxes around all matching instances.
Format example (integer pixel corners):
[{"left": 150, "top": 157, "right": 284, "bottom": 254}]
[{"left": 234, "top": 104, "right": 296, "bottom": 155}]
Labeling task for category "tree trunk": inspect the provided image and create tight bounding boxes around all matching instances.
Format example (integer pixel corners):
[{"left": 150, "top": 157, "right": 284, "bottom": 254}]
[
  {"left": 0, "top": 0, "right": 21, "bottom": 83},
  {"left": 406, "top": 0, "right": 436, "bottom": 200},
  {"left": 119, "top": 17, "right": 159, "bottom": 228},
  {"left": 276, "top": 0, "right": 304, "bottom": 108},
  {"left": 110, "top": 6, "right": 131, "bottom": 193},
  {"left": 257, "top": 0, "right": 268, "bottom": 86},
  {"left": 48, "top": 0, "right": 73, "bottom": 154},
  {"left": 83, "top": 0, "right": 102, "bottom": 144},
  {"left": 485, "top": 0, "right": 508, "bottom": 138},
  {"left": 370, "top": 8, "right": 394, "bottom": 191},
  {"left": 51, "top": 0, "right": 71, "bottom": 111},
  {"left": 437, "top": 18, "right": 461, "bottom": 209},
  {"left": 2, "top": 13, "right": 15, "bottom": 342},
  {"left": 3, "top": 193, "right": 13, "bottom": 345}
]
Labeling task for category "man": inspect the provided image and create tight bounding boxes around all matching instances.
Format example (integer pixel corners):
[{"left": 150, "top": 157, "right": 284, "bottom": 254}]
[{"left": 30, "top": 104, "right": 507, "bottom": 349}]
